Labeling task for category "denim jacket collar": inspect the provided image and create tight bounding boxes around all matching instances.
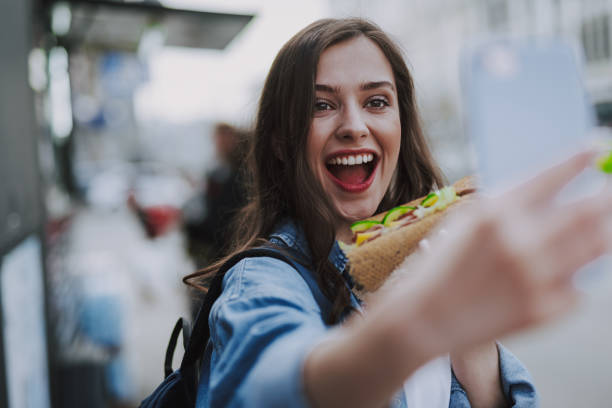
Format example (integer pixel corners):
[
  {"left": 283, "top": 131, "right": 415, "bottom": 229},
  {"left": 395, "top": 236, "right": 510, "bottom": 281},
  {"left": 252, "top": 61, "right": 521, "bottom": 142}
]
[{"left": 268, "top": 219, "right": 354, "bottom": 289}]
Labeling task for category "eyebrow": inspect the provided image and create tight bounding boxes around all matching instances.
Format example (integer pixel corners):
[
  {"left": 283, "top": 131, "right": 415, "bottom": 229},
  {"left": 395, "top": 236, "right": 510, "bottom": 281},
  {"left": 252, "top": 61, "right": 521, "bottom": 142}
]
[
  {"left": 361, "top": 81, "right": 395, "bottom": 91},
  {"left": 315, "top": 83, "right": 340, "bottom": 93},
  {"left": 315, "top": 81, "right": 395, "bottom": 93}
]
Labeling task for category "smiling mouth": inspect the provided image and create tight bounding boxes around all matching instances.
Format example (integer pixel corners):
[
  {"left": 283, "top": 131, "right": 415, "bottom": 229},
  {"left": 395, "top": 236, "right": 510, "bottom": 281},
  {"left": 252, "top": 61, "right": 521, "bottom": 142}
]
[{"left": 325, "top": 152, "right": 379, "bottom": 193}]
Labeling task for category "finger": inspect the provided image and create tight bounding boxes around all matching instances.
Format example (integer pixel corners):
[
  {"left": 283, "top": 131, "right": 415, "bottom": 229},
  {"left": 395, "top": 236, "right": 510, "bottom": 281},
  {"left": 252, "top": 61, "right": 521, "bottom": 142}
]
[
  {"left": 538, "top": 191, "right": 612, "bottom": 280},
  {"left": 514, "top": 150, "right": 597, "bottom": 207},
  {"left": 552, "top": 223, "right": 607, "bottom": 284},
  {"left": 534, "top": 282, "right": 580, "bottom": 324}
]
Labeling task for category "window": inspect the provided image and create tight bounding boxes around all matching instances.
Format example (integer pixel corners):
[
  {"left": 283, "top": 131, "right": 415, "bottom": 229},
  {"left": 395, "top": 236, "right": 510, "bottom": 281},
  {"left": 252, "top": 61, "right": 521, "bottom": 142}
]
[
  {"left": 581, "top": 14, "right": 611, "bottom": 62},
  {"left": 486, "top": 0, "right": 509, "bottom": 31}
]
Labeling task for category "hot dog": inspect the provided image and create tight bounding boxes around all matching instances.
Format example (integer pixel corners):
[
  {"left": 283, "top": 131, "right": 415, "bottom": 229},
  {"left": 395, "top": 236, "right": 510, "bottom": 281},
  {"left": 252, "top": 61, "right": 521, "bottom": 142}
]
[{"left": 342, "top": 176, "right": 478, "bottom": 292}]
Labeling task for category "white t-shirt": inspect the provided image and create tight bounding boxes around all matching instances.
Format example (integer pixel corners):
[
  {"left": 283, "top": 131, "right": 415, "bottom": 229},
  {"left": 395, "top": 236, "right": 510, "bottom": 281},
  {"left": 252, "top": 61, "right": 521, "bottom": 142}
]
[{"left": 403, "top": 355, "right": 451, "bottom": 408}]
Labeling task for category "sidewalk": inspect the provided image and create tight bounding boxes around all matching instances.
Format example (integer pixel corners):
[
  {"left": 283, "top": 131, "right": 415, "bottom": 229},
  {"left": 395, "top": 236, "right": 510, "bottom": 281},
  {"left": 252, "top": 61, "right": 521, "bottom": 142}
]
[
  {"left": 503, "top": 258, "right": 612, "bottom": 407},
  {"left": 50, "top": 206, "right": 194, "bottom": 403}
]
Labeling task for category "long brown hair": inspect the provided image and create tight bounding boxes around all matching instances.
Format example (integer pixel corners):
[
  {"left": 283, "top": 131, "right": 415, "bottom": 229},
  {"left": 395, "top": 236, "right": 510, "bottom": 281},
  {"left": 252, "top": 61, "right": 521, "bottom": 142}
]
[{"left": 184, "top": 18, "right": 444, "bottom": 324}]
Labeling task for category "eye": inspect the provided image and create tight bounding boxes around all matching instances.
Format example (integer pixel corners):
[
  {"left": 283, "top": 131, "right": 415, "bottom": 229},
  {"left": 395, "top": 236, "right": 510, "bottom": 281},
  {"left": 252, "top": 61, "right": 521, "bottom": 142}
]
[
  {"left": 314, "top": 100, "right": 334, "bottom": 111},
  {"left": 366, "top": 97, "right": 390, "bottom": 109}
]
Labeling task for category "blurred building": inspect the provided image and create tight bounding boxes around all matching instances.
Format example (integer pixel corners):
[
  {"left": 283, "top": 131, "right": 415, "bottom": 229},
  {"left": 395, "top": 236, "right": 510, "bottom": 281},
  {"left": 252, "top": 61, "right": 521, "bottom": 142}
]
[
  {"left": 0, "top": 1, "right": 50, "bottom": 407},
  {"left": 1, "top": 0, "right": 255, "bottom": 407}
]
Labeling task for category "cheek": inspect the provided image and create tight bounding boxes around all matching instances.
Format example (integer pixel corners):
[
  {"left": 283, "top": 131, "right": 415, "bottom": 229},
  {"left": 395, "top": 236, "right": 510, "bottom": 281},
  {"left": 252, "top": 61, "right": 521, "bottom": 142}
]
[
  {"left": 375, "top": 111, "right": 401, "bottom": 144},
  {"left": 383, "top": 122, "right": 402, "bottom": 165},
  {"left": 306, "top": 123, "right": 328, "bottom": 172}
]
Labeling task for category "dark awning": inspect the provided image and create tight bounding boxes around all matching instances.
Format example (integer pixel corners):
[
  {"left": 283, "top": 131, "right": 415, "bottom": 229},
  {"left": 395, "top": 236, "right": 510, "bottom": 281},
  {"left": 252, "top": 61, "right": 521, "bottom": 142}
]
[{"left": 47, "top": 0, "right": 255, "bottom": 51}]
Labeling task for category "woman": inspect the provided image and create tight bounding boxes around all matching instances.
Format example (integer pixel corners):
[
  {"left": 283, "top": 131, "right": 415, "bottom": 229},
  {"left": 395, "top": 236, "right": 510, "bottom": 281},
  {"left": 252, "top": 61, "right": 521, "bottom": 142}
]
[{"left": 187, "top": 18, "right": 611, "bottom": 407}]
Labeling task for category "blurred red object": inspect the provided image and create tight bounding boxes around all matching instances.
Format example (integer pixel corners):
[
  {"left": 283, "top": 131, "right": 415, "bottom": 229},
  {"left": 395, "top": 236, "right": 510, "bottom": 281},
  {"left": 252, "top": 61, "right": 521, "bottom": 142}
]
[
  {"left": 46, "top": 214, "right": 73, "bottom": 244},
  {"left": 128, "top": 193, "right": 181, "bottom": 238}
]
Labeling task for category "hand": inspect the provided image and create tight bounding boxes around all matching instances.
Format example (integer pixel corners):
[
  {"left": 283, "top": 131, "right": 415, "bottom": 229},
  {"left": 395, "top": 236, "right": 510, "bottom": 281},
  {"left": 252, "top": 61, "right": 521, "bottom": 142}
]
[{"left": 391, "top": 150, "right": 612, "bottom": 356}]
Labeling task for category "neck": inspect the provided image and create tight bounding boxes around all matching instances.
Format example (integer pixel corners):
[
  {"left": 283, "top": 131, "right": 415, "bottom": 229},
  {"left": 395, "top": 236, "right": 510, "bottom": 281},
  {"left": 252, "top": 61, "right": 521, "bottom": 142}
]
[{"left": 335, "top": 222, "right": 353, "bottom": 245}]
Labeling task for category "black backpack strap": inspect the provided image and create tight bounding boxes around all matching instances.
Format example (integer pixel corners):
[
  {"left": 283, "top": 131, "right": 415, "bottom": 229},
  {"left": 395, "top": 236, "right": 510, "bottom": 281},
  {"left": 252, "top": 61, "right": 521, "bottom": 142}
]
[
  {"left": 164, "top": 317, "right": 192, "bottom": 378},
  {"left": 180, "top": 247, "right": 300, "bottom": 372}
]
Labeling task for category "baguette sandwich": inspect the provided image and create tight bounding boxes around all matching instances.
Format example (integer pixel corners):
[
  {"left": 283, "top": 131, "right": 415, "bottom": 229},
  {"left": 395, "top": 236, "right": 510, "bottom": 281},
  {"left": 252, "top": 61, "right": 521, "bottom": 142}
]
[{"left": 341, "top": 176, "right": 478, "bottom": 292}]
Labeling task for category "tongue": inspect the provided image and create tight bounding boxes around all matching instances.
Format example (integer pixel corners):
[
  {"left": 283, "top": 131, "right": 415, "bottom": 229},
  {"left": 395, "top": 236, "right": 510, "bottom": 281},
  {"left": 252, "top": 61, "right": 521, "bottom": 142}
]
[{"left": 332, "top": 165, "right": 369, "bottom": 185}]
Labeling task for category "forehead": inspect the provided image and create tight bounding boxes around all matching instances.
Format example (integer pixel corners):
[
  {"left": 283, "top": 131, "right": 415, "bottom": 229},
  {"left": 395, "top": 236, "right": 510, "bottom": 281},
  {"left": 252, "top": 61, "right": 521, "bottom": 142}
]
[{"left": 316, "top": 36, "right": 395, "bottom": 87}]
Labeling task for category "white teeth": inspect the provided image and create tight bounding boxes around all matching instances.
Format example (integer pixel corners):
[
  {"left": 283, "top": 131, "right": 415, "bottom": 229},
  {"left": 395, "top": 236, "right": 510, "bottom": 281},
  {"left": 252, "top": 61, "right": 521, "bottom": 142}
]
[{"left": 327, "top": 153, "right": 375, "bottom": 166}]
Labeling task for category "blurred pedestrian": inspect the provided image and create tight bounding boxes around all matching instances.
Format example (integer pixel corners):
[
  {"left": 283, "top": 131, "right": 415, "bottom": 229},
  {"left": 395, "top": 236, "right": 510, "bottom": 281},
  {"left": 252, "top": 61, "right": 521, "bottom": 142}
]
[{"left": 182, "top": 123, "right": 247, "bottom": 268}]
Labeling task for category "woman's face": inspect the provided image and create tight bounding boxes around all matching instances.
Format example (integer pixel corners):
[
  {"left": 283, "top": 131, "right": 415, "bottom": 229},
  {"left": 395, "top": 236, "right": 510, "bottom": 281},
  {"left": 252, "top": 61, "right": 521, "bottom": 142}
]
[{"left": 307, "top": 36, "right": 401, "bottom": 241}]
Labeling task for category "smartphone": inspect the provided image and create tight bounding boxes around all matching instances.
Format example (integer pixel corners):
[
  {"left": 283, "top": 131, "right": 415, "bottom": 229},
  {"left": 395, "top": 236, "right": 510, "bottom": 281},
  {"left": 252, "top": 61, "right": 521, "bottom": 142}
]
[
  {"left": 460, "top": 37, "right": 607, "bottom": 288},
  {"left": 461, "top": 37, "right": 598, "bottom": 191}
]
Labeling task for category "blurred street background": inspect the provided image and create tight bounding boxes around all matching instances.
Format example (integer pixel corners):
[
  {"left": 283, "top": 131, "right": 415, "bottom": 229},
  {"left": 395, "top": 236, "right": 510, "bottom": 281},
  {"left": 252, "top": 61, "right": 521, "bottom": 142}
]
[{"left": 1, "top": 0, "right": 612, "bottom": 407}]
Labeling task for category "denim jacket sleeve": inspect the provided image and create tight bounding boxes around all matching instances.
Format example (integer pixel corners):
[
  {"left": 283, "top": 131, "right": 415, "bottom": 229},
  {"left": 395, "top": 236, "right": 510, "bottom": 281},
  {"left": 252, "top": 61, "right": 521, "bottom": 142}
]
[
  {"left": 449, "top": 343, "right": 539, "bottom": 407},
  {"left": 203, "top": 256, "right": 329, "bottom": 408}
]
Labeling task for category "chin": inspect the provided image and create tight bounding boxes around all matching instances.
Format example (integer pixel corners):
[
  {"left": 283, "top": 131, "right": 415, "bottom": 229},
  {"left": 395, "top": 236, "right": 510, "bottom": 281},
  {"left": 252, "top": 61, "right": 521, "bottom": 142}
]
[{"left": 335, "top": 200, "right": 379, "bottom": 224}]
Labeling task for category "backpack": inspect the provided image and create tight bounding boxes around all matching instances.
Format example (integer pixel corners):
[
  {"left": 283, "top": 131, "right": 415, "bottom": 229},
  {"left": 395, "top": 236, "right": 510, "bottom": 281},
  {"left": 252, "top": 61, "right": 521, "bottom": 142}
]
[{"left": 139, "top": 247, "right": 300, "bottom": 408}]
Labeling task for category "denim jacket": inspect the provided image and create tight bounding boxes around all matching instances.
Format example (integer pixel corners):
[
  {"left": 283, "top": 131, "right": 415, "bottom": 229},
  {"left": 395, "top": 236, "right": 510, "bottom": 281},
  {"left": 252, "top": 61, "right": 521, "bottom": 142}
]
[{"left": 196, "top": 219, "right": 538, "bottom": 407}]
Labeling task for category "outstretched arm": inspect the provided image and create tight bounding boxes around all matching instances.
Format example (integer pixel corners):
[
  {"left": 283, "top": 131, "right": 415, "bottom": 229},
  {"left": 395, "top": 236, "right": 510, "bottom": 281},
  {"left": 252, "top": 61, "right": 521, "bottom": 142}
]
[
  {"left": 451, "top": 343, "right": 505, "bottom": 408},
  {"left": 304, "top": 151, "right": 610, "bottom": 408}
]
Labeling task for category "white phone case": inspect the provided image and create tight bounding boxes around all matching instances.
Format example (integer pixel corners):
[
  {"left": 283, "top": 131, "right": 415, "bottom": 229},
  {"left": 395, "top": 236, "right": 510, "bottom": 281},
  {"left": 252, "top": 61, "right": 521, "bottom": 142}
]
[
  {"left": 461, "top": 37, "right": 596, "bottom": 192},
  {"left": 460, "top": 37, "right": 607, "bottom": 289}
]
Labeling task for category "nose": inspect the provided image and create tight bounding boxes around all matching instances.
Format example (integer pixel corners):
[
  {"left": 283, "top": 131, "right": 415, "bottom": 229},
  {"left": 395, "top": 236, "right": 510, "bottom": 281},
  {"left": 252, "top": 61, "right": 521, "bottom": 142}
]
[{"left": 336, "top": 102, "right": 368, "bottom": 141}]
